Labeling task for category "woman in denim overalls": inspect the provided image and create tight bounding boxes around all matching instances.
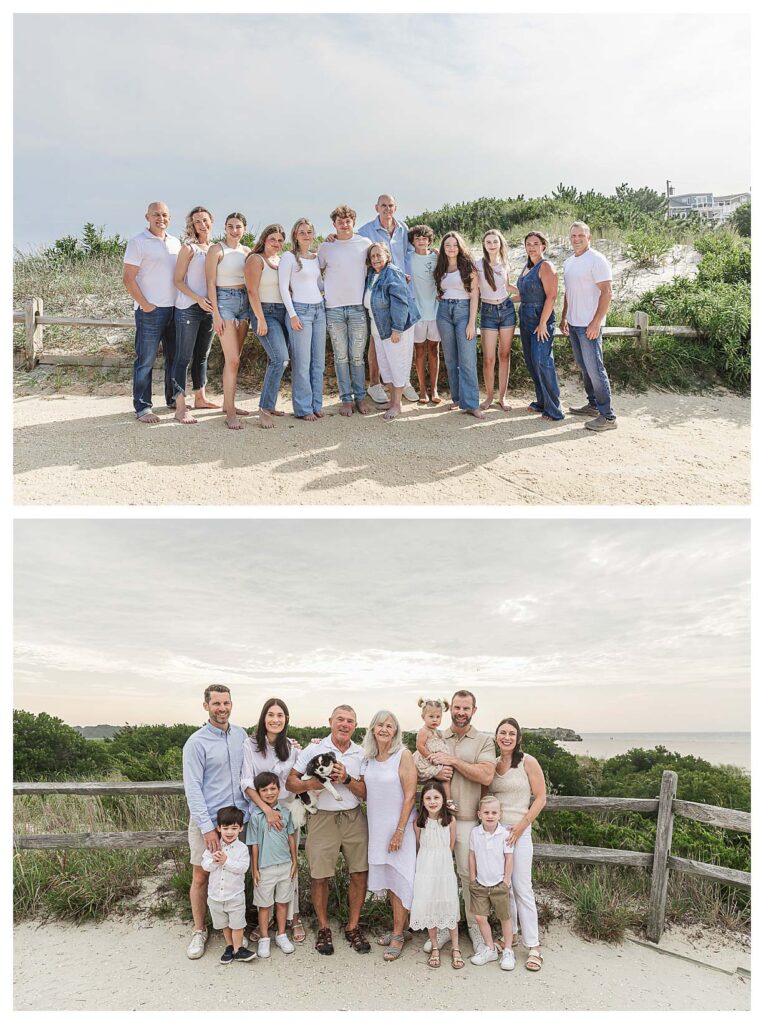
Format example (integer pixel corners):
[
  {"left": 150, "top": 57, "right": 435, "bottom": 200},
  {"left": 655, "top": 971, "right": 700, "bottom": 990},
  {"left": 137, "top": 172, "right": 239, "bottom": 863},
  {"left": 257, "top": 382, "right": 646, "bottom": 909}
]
[{"left": 516, "top": 231, "right": 564, "bottom": 421}]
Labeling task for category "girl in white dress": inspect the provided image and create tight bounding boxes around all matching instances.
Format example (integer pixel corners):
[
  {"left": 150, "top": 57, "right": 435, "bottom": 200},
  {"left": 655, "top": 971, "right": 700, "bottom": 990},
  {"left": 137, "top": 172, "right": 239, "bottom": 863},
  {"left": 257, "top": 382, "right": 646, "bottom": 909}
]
[{"left": 409, "top": 781, "right": 464, "bottom": 970}]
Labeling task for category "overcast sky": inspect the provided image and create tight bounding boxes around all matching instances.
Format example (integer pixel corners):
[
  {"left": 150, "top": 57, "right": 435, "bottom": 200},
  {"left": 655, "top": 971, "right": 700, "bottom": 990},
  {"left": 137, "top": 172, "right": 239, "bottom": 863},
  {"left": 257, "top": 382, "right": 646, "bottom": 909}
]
[
  {"left": 13, "top": 12, "right": 750, "bottom": 249},
  {"left": 14, "top": 519, "right": 750, "bottom": 733}
]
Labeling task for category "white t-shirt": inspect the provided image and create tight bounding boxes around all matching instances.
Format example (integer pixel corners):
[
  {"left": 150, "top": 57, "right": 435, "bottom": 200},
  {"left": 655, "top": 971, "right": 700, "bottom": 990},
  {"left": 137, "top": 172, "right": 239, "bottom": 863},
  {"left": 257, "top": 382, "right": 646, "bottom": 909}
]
[
  {"left": 317, "top": 235, "right": 371, "bottom": 308},
  {"left": 123, "top": 228, "right": 182, "bottom": 309},
  {"left": 469, "top": 822, "right": 514, "bottom": 886},
  {"left": 563, "top": 247, "right": 612, "bottom": 327},
  {"left": 292, "top": 735, "right": 365, "bottom": 812}
]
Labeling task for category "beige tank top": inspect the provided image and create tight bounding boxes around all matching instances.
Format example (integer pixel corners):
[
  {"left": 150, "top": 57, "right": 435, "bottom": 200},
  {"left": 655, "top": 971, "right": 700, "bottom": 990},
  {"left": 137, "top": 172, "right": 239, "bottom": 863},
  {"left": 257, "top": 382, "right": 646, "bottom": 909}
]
[
  {"left": 489, "top": 755, "right": 532, "bottom": 826},
  {"left": 256, "top": 255, "right": 283, "bottom": 303},
  {"left": 216, "top": 243, "right": 247, "bottom": 287}
]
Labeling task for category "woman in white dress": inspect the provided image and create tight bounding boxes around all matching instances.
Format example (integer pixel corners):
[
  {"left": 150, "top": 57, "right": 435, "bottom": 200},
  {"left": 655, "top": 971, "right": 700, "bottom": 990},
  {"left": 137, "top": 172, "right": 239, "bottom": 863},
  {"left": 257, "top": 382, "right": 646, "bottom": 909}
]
[
  {"left": 240, "top": 697, "right": 305, "bottom": 944},
  {"left": 361, "top": 709, "right": 417, "bottom": 961}
]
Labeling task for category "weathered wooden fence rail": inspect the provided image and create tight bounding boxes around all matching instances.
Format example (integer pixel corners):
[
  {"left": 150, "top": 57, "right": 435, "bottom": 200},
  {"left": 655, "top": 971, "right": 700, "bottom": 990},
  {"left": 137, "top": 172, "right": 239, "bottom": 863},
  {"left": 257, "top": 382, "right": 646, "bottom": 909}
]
[
  {"left": 13, "top": 770, "right": 749, "bottom": 942},
  {"left": 12, "top": 299, "right": 699, "bottom": 372}
]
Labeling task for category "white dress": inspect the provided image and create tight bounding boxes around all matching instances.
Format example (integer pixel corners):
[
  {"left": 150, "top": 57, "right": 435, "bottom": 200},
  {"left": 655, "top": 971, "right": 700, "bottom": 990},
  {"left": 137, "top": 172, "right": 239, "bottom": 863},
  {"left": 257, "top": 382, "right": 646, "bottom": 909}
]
[
  {"left": 409, "top": 819, "right": 460, "bottom": 931},
  {"left": 364, "top": 749, "right": 417, "bottom": 909}
]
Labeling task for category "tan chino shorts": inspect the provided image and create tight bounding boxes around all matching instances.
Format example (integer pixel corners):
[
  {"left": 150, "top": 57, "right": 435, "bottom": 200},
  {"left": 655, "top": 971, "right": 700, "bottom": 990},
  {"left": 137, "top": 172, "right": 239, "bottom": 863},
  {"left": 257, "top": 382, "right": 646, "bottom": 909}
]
[
  {"left": 469, "top": 880, "right": 510, "bottom": 919},
  {"left": 304, "top": 805, "right": 369, "bottom": 879}
]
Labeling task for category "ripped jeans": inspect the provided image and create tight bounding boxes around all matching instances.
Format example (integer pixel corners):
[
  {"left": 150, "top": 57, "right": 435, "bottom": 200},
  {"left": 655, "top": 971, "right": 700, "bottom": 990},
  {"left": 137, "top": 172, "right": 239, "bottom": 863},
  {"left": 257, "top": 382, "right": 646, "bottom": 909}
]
[{"left": 256, "top": 302, "right": 290, "bottom": 411}]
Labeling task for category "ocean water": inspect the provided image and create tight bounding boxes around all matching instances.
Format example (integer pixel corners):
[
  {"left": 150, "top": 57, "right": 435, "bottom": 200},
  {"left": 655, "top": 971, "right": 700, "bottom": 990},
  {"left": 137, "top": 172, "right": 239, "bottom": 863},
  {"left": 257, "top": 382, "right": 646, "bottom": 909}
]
[{"left": 556, "top": 732, "right": 750, "bottom": 770}]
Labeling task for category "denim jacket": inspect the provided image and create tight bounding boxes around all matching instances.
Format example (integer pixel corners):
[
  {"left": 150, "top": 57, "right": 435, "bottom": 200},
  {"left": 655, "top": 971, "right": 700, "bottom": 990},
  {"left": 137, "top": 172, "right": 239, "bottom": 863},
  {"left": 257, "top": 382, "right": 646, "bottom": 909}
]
[{"left": 365, "top": 263, "right": 420, "bottom": 339}]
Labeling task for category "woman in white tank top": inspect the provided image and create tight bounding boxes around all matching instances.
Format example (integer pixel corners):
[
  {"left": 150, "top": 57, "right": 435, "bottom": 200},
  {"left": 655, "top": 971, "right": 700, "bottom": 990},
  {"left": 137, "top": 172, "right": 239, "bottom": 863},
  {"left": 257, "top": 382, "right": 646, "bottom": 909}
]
[
  {"left": 478, "top": 230, "right": 520, "bottom": 412},
  {"left": 485, "top": 717, "right": 546, "bottom": 971},
  {"left": 433, "top": 231, "right": 484, "bottom": 419},
  {"left": 205, "top": 212, "right": 252, "bottom": 430},
  {"left": 244, "top": 224, "right": 289, "bottom": 430}
]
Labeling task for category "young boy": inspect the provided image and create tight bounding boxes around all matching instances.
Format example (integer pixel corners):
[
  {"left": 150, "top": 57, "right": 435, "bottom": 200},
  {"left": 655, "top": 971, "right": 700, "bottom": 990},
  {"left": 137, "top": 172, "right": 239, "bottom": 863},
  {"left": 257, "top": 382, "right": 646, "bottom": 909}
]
[
  {"left": 246, "top": 771, "right": 298, "bottom": 958},
  {"left": 200, "top": 805, "right": 257, "bottom": 965},
  {"left": 408, "top": 224, "right": 441, "bottom": 404},
  {"left": 468, "top": 795, "right": 516, "bottom": 971}
]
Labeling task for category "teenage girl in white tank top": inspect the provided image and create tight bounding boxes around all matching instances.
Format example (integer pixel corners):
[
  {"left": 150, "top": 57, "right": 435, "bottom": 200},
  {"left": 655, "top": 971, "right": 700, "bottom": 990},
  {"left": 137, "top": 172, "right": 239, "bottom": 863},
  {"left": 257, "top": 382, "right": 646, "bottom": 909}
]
[
  {"left": 479, "top": 230, "right": 521, "bottom": 411},
  {"left": 205, "top": 212, "right": 251, "bottom": 430},
  {"left": 244, "top": 224, "right": 289, "bottom": 430}
]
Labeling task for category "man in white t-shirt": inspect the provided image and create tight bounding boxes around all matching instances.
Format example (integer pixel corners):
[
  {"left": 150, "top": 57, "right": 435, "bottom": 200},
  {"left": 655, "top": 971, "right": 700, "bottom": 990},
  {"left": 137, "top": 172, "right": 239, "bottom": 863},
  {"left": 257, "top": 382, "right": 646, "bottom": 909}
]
[
  {"left": 318, "top": 205, "right": 372, "bottom": 417},
  {"left": 123, "top": 202, "right": 182, "bottom": 423},
  {"left": 560, "top": 221, "right": 617, "bottom": 432}
]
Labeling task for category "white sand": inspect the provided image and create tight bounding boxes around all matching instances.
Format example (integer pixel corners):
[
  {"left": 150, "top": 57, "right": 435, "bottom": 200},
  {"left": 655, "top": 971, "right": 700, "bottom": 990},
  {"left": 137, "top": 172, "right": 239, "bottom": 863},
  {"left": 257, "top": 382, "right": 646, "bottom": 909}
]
[
  {"left": 13, "top": 917, "right": 749, "bottom": 1011},
  {"left": 13, "top": 384, "right": 750, "bottom": 506}
]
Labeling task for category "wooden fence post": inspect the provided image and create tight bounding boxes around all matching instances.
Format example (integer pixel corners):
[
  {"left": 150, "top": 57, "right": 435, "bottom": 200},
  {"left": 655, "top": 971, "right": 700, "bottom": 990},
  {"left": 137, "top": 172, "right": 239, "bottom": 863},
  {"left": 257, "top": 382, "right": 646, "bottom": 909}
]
[
  {"left": 635, "top": 310, "right": 649, "bottom": 352},
  {"left": 646, "top": 769, "right": 678, "bottom": 942},
  {"left": 24, "top": 296, "right": 44, "bottom": 371}
]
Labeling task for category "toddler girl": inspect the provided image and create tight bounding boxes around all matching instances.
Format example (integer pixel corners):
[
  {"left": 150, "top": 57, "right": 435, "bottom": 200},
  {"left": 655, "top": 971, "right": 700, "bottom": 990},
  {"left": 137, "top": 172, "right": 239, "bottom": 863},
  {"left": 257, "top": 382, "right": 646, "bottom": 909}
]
[{"left": 414, "top": 698, "right": 456, "bottom": 812}]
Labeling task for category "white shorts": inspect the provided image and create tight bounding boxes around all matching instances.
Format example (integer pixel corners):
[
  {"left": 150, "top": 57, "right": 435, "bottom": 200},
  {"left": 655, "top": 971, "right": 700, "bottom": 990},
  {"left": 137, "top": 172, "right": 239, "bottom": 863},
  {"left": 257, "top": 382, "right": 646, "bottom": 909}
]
[
  {"left": 252, "top": 861, "right": 294, "bottom": 908},
  {"left": 372, "top": 325, "right": 416, "bottom": 388},
  {"left": 207, "top": 890, "right": 246, "bottom": 930},
  {"left": 413, "top": 319, "right": 440, "bottom": 343}
]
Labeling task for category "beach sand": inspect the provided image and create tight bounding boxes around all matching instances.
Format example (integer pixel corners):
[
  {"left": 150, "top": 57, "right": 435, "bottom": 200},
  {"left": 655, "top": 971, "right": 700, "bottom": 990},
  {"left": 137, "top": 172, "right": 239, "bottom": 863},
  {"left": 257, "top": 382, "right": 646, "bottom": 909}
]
[
  {"left": 13, "top": 382, "right": 750, "bottom": 506},
  {"left": 13, "top": 916, "right": 750, "bottom": 1011}
]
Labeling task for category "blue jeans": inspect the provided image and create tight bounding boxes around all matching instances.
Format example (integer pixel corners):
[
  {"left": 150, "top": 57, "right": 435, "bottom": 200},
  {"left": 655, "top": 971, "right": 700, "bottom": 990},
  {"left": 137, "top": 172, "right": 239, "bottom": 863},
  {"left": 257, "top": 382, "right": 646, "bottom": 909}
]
[
  {"left": 325, "top": 304, "right": 367, "bottom": 403},
  {"left": 171, "top": 303, "right": 213, "bottom": 400},
  {"left": 437, "top": 299, "right": 479, "bottom": 410},
  {"left": 519, "top": 306, "right": 563, "bottom": 420},
  {"left": 256, "top": 303, "right": 290, "bottom": 411},
  {"left": 568, "top": 325, "right": 615, "bottom": 418},
  {"left": 287, "top": 302, "right": 327, "bottom": 416},
  {"left": 133, "top": 305, "right": 175, "bottom": 416}
]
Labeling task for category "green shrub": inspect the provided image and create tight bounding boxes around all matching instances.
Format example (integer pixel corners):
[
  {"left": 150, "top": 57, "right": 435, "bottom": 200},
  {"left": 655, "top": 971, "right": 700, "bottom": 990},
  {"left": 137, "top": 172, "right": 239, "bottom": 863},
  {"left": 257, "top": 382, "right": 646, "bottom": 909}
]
[
  {"left": 13, "top": 710, "right": 112, "bottom": 781},
  {"left": 731, "top": 202, "right": 751, "bottom": 237},
  {"left": 624, "top": 230, "right": 673, "bottom": 267}
]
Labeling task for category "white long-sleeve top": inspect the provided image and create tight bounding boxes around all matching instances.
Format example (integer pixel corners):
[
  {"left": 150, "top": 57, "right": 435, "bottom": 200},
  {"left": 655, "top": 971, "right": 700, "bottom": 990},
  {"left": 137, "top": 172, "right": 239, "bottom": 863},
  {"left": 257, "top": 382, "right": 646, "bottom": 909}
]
[
  {"left": 201, "top": 837, "right": 250, "bottom": 901},
  {"left": 278, "top": 251, "right": 324, "bottom": 318}
]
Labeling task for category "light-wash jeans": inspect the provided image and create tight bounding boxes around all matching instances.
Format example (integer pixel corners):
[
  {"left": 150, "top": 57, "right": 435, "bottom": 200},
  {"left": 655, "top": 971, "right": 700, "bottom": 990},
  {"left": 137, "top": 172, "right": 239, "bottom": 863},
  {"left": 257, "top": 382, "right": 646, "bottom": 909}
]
[
  {"left": 325, "top": 304, "right": 367, "bottom": 404},
  {"left": 256, "top": 302, "right": 290, "bottom": 411},
  {"left": 568, "top": 324, "right": 615, "bottom": 418},
  {"left": 287, "top": 301, "right": 326, "bottom": 416},
  {"left": 437, "top": 299, "right": 479, "bottom": 411}
]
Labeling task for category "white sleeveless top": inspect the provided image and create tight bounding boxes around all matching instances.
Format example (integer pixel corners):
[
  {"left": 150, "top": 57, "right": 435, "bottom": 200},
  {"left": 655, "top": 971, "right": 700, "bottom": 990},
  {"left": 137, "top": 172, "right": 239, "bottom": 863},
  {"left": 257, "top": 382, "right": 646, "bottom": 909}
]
[
  {"left": 176, "top": 242, "right": 209, "bottom": 310},
  {"left": 488, "top": 755, "right": 533, "bottom": 826},
  {"left": 251, "top": 254, "right": 283, "bottom": 304},
  {"left": 216, "top": 243, "right": 247, "bottom": 287},
  {"left": 440, "top": 268, "right": 471, "bottom": 300},
  {"left": 476, "top": 260, "right": 511, "bottom": 302}
]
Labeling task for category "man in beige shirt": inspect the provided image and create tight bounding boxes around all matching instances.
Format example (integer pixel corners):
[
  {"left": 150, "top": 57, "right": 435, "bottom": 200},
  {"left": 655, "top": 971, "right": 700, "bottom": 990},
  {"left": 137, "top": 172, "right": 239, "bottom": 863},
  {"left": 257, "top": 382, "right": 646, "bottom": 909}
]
[{"left": 427, "top": 689, "right": 496, "bottom": 954}]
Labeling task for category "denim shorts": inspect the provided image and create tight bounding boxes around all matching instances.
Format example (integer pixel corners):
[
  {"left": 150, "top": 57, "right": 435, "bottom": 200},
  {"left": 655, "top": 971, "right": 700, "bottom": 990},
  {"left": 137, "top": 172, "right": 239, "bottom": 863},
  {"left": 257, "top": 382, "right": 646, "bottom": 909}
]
[
  {"left": 480, "top": 297, "right": 517, "bottom": 330},
  {"left": 216, "top": 286, "right": 250, "bottom": 322}
]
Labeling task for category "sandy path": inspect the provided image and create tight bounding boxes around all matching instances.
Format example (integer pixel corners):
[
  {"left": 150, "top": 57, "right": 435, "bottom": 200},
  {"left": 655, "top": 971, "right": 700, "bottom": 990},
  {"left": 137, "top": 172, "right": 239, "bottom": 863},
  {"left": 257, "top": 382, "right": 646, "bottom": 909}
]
[
  {"left": 13, "top": 384, "right": 749, "bottom": 506},
  {"left": 13, "top": 918, "right": 749, "bottom": 1011}
]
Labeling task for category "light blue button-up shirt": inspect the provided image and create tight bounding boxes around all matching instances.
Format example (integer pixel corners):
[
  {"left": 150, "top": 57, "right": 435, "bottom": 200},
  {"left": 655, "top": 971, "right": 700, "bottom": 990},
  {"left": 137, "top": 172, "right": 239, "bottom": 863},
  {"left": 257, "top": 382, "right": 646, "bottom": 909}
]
[
  {"left": 358, "top": 216, "right": 412, "bottom": 278},
  {"left": 182, "top": 721, "right": 250, "bottom": 834}
]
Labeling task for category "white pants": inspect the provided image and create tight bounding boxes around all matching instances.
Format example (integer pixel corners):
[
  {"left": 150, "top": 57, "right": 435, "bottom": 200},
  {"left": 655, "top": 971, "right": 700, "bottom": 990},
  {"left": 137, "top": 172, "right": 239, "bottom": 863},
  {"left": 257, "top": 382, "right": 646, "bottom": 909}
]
[
  {"left": 372, "top": 326, "right": 415, "bottom": 388},
  {"left": 508, "top": 827, "right": 539, "bottom": 948}
]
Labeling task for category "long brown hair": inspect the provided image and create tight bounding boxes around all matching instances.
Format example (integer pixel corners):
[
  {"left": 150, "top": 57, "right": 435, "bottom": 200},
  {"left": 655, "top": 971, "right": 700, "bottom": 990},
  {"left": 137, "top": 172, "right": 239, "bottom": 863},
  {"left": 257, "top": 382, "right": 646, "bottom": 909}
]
[
  {"left": 253, "top": 223, "right": 285, "bottom": 256},
  {"left": 496, "top": 717, "right": 524, "bottom": 769},
  {"left": 434, "top": 231, "right": 475, "bottom": 298},
  {"left": 254, "top": 698, "right": 292, "bottom": 763},
  {"left": 415, "top": 781, "right": 454, "bottom": 829},
  {"left": 524, "top": 230, "right": 549, "bottom": 270},
  {"left": 481, "top": 228, "right": 510, "bottom": 292}
]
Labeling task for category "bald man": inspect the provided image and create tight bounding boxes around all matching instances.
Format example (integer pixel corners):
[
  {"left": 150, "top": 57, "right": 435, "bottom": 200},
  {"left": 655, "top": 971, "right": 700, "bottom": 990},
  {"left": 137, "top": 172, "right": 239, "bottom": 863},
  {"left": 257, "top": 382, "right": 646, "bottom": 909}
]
[
  {"left": 358, "top": 195, "right": 418, "bottom": 404},
  {"left": 123, "top": 202, "right": 182, "bottom": 423}
]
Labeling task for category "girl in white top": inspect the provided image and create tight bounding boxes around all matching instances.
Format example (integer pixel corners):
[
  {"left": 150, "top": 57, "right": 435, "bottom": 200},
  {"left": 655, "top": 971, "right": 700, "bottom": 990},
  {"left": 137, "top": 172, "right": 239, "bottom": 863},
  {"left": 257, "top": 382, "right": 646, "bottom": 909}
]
[
  {"left": 172, "top": 206, "right": 219, "bottom": 425},
  {"left": 433, "top": 231, "right": 483, "bottom": 419},
  {"left": 413, "top": 698, "right": 456, "bottom": 811},
  {"left": 478, "top": 230, "right": 521, "bottom": 411},
  {"left": 484, "top": 717, "right": 547, "bottom": 972},
  {"left": 244, "top": 224, "right": 289, "bottom": 430},
  {"left": 205, "top": 212, "right": 252, "bottom": 430}
]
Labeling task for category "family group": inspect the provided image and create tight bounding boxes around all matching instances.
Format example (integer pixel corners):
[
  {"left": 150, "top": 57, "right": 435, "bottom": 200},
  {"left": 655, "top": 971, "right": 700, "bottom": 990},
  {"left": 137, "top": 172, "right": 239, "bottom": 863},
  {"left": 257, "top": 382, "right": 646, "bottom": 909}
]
[
  {"left": 182, "top": 685, "right": 547, "bottom": 974},
  {"left": 123, "top": 194, "right": 617, "bottom": 432}
]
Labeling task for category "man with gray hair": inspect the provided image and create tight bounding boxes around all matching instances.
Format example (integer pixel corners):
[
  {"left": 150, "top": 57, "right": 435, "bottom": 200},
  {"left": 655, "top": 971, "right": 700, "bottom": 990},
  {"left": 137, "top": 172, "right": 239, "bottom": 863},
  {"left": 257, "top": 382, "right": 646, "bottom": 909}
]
[{"left": 560, "top": 221, "right": 617, "bottom": 431}]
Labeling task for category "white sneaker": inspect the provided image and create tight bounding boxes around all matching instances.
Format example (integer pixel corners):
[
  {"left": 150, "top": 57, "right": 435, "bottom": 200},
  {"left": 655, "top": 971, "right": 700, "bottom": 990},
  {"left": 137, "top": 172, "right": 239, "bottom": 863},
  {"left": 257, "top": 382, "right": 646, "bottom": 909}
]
[
  {"left": 402, "top": 383, "right": 419, "bottom": 402},
  {"left": 186, "top": 929, "right": 208, "bottom": 960},
  {"left": 422, "top": 928, "right": 451, "bottom": 953},
  {"left": 471, "top": 945, "right": 499, "bottom": 966},
  {"left": 500, "top": 948, "right": 516, "bottom": 971},
  {"left": 257, "top": 937, "right": 271, "bottom": 958},
  {"left": 367, "top": 383, "right": 388, "bottom": 404},
  {"left": 275, "top": 932, "right": 295, "bottom": 954}
]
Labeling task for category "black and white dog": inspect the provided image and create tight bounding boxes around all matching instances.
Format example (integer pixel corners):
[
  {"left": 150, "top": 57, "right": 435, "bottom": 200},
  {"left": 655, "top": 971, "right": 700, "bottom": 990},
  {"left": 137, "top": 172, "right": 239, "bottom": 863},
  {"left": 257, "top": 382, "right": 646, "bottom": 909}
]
[{"left": 296, "top": 751, "right": 345, "bottom": 822}]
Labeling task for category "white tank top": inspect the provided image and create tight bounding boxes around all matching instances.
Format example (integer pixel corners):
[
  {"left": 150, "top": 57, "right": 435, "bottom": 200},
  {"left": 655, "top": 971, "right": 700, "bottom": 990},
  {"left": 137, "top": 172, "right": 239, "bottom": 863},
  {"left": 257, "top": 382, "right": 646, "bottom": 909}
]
[
  {"left": 176, "top": 242, "right": 209, "bottom": 310},
  {"left": 440, "top": 268, "right": 470, "bottom": 300},
  {"left": 253, "top": 254, "right": 283, "bottom": 303},
  {"left": 216, "top": 243, "right": 247, "bottom": 287},
  {"left": 477, "top": 260, "right": 510, "bottom": 302},
  {"left": 488, "top": 756, "right": 533, "bottom": 826}
]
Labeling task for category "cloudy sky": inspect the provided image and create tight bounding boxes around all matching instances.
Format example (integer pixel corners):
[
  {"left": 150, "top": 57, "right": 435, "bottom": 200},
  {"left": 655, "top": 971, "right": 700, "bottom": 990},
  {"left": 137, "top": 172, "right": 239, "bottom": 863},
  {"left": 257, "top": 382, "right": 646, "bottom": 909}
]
[
  {"left": 13, "top": 12, "right": 750, "bottom": 249},
  {"left": 14, "top": 519, "right": 750, "bottom": 732}
]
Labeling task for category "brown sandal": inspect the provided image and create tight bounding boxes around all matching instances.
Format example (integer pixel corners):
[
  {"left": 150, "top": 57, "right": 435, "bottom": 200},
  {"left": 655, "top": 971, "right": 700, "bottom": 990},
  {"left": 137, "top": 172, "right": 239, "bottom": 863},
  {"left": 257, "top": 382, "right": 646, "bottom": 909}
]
[
  {"left": 344, "top": 925, "right": 371, "bottom": 953},
  {"left": 451, "top": 947, "right": 465, "bottom": 969},
  {"left": 315, "top": 927, "right": 334, "bottom": 955},
  {"left": 428, "top": 945, "right": 441, "bottom": 968}
]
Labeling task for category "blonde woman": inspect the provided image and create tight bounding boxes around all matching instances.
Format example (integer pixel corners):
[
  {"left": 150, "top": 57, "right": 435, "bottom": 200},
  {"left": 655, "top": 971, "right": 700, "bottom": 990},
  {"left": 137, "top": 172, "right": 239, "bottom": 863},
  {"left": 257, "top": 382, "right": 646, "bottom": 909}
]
[
  {"left": 476, "top": 229, "right": 519, "bottom": 411},
  {"left": 244, "top": 224, "right": 289, "bottom": 429},
  {"left": 206, "top": 212, "right": 251, "bottom": 430}
]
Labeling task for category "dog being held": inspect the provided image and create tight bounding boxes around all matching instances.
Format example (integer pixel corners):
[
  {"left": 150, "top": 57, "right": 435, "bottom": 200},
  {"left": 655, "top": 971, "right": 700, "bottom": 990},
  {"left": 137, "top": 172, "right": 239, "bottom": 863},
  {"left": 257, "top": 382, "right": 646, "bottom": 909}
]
[{"left": 296, "top": 751, "right": 345, "bottom": 821}]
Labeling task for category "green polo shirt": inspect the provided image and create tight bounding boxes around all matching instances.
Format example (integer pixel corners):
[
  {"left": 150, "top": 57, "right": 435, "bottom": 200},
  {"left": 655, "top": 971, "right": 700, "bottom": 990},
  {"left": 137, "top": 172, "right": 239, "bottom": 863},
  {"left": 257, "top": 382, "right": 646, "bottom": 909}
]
[{"left": 245, "top": 803, "right": 295, "bottom": 868}]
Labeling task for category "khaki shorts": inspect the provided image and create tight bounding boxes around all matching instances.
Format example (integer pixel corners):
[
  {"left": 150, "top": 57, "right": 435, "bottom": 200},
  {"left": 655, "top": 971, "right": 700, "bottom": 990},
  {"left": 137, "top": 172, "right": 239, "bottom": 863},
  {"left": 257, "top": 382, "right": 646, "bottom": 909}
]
[
  {"left": 469, "top": 880, "right": 510, "bottom": 920},
  {"left": 207, "top": 891, "right": 247, "bottom": 931},
  {"left": 305, "top": 805, "right": 368, "bottom": 879},
  {"left": 253, "top": 861, "right": 295, "bottom": 908},
  {"left": 188, "top": 819, "right": 209, "bottom": 867}
]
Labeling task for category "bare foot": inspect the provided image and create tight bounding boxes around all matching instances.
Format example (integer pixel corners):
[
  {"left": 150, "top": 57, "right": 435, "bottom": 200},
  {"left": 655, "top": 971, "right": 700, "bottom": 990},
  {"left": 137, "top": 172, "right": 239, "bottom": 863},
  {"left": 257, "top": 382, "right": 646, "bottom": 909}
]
[
  {"left": 377, "top": 401, "right": 392, "bottom": 410},
  {"left": 430, "top": 392, "right": 442, "bottom": 405},
  {"left": 174, "top": 409, "right": 198, "bottom": 425},
  {"left": 496, "top": 400, "right": 510, "bottom": 412},
  {"left": 268, "top": 408, "right": 286, "bottom": 417},
  {"left": 225, "top": 413, "right": 244, "bottom": 430},
  {"left": 418, "top": 393, "right": 428, "bottom": 405},
  {"left": 193, "top": 397, "right": 221, "bottom": 410},
  {"left": 527, "top": 403, "right": 542, "bottom": 414},
  {"left": 298, "top": 413, "right": 318, "bottom": 421},
  {"left": 464, "top": 407, "right": 486, "bottom": 420},
  {"left": 356, "top": 398, "right": 371, "bottom": 415},
  {"left": 383, "top": 406, "right": 401, "bottom": 421},
  {"left": 446, "top": 401, "right": 460, "bottom": 411},
  {"left": 541, "top": 413, "right": 557, "bottom": 421},
  {"left": 340, "top": 402, "right": 354, "bottom": 417},
  {"left": 258, "top": 410, "right": 275, "bottom": 429},
  {"left": 137, "top": 412, "right": 160, "bottom": 424},
  {"left": 234, "top": 406, "right": 252, "bottom": 416},
  {"left": 480, "top": 397, "right": 493, "bottom": 410},
  {"left": 314, "top": 409, "right": 325, "bottom": 418}
]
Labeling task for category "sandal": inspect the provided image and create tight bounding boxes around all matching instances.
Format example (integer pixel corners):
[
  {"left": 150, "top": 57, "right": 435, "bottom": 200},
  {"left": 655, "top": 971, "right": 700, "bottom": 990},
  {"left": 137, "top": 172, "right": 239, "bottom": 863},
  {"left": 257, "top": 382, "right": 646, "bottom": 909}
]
[
  {"left": 451, "top": 947, "right": 465, "bottom": 970},
  {"left": 376, "top": 931, "right": 412, "bottom": 946},
  {"left": 315, "top": 927, "right": 334, "bottom": 956},
  {"left": 249, "top": 927, "right": 260, "bottom": 943},
  {"left": 291, "top": 918, "right": 306, "bottom": 944},
  {"left": 427, "top": 945, "right": 441, "bottom": 968},
  {"left": 446, "top": 799, "right": 458, "bottom": 812},
  {"left": 383, "top": 933, "right": 406, "bottom": 961},
  {"left": 344, "top": 925, "right": 371, "bottom": 953},
  {"left": 526, "top": 950, "right": 544, "bottom": 972}
]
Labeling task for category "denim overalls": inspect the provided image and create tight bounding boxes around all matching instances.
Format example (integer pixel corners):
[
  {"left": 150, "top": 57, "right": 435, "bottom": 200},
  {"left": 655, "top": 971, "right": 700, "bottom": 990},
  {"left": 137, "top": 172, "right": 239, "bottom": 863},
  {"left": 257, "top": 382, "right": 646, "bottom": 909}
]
[{"left": 517, "top": 260, "right": 563, "bottom": 420}]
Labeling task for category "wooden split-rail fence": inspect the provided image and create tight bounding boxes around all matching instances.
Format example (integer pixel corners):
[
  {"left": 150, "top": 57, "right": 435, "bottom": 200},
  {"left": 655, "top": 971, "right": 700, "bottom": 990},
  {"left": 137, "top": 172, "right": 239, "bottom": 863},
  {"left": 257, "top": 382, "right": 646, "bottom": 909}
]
[
  {"left": 12, "top": 298, "right": 700, "bottom": 372},
  {"left": 13, "top": 770, "right": 749, "bottom": 943}
]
